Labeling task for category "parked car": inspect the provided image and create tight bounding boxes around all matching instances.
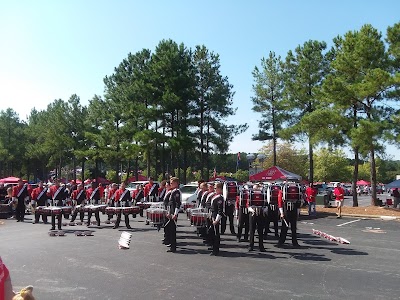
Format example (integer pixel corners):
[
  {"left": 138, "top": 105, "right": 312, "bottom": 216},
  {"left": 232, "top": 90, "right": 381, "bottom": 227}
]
[
  {"left": 126, "top": 181, "right": 149, "bottom": 192},
  {"left": 180, "top": 182, "right": 198, "bottom": 211}
]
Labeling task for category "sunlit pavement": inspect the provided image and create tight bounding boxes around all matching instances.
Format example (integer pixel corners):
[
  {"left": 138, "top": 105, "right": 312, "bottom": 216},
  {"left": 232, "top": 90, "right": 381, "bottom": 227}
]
[{"left": 1, "top": 212, "right": 399, "bottom": 300}]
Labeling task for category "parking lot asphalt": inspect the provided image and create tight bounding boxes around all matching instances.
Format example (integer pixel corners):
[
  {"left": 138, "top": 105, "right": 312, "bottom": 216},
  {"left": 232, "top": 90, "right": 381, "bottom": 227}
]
[{"left": 1, "top": 212, "right": 399, "bottom": 300}]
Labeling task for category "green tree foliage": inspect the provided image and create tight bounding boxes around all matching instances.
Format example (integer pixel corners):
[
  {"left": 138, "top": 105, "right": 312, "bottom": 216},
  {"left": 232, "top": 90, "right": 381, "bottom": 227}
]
[
  {"left": 313, "top": 148, "right": 351, "bottom": 182},
  {"left": 258, "top": 141, "right": 308, "bottom": 179},
  {"left": 281, "top": 40, "right": 330, "bottom": 183},
  {"left": 323, "top": 24, "right": 394, "bottom": 205},
  {"left": 252, "top": 51, "right": 286, "bottom": 166}
]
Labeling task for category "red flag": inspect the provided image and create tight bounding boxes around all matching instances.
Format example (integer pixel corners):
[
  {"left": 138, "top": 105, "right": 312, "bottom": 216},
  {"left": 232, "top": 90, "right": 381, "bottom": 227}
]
[
  {"left": 237, "top": 152, "right": 241, "bottom": 161},
  {"left": 213, "top": 167, "right": 217, "bottom": 178}
]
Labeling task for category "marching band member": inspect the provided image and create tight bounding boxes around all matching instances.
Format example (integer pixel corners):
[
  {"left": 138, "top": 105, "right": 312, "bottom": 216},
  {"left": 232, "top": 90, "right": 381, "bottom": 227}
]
[
  {"left": 208, "top": 182, "right": 224, "bottom": 256},
  {"left": 31, "top": 181, "right": 48, "bottom": 224},
  {"left": 105, "top": 183, "right": 118, "bottom": 223},
  {"left": 158, "top": 180, "right": 167, "bottom": 202},
  {"left": 86, "top": 182, "right": 101, "bottom": 227},
  {"left": 144, "top": 177, "right": 159, "bottom": 202},
  {"left": 164, "top": 177, "right": 181, "bottom": 253},
  {"left": 277, "top": 184, "right": 301, "bottom": 248},
  {"left": 70, "top": 184, "right": 86, "bottom": 223},
  {"left": 265, "top": 184, "right": 280, "bottom": 239},
  {"left": 133, "top": 184, "right": 145, "bottom": 217},
  {"left": 48, "top": 180, "right": 68, "bottom": 230},
  {"left": 113, "top": 182, "right": 132, "bottom": 229},
  {"left": 221, "top": 183, "right": 236, "bottom": 236},
  {"left": 196, "top": 182, "right": 208, "bottom": 208},
  {"left": 248, "top": 184, "right": 267, "bottom": 252},
  {"left": 236, "top": 187, "right": 249, "bottom": 242},
  {"left": 162, "top": 183, "right": 173, "bottom": 245},
  {"left": 12, "top": 179, "right": 29, "bottom": 222}
]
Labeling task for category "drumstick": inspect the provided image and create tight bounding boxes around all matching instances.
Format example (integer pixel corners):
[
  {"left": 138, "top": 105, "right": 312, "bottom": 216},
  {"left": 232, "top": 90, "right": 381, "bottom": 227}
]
[{"left": 282, "top": 218, "right": 289, "bottom": 227}]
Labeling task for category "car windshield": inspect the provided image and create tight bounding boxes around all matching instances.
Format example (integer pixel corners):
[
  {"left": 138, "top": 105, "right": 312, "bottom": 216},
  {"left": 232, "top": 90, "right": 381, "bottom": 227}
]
[{"left": 180, "top": 186, "right": 197, "bottom": 194}]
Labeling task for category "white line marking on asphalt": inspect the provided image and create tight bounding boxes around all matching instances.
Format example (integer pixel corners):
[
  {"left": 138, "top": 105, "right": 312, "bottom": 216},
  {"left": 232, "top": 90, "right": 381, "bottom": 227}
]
[{"left": 337, "top": 219, "right": 361, "bottom": 227}]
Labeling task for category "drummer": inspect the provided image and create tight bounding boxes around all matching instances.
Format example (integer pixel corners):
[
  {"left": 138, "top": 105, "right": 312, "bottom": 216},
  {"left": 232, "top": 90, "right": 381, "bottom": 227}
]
[
  {"left": 48, "top": 179, "right": 67, "bottom": 230},
  {"left": 86, "top": 182, "right": 101, "bottom": 227},
  {"left": 106, "top": 183, "right": 118, "bottom": 223},
  {"left": 113, "top": 182, "right": 132, "bottom": 229},
  {"left": 31, "top": 181, "right": 48, "bottom": 224},
  {"left": 70, "top": 184, "right": 86, "bottom": 223}
]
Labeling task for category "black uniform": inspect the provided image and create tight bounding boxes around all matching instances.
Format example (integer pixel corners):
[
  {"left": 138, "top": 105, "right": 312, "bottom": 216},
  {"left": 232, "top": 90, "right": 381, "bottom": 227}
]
[
  {"left": 278, "top": 197, "right": 300, "bottom": 247},
  {"left": 70, "top": 189, "right": 86, "bottom": 223},
  {"left": 51, "top": 186, "right": 68, "bottom": 230},
  {"left": 221, "top": 197, "right": 236, "bottom": 235},
  {"left": 237, "top": 191, "right": 249, "bottom": 242},
  {"left": 135, "top": 190, "right": 145, "bottom": 217},
  {"left": 33, "top": 187, "right": 48, "bottom": 224},
  {"left": 164, "top": 188, "right": 181, "bottom": 252},
  {"left": 86, "top": 187, "right": 101, "bottom": 226},
  {"left": 248, "top": 190, "right": 267, "bottom": 252},
  {"left": 148, "top": 183, "right": 160, "bottom": 202},
  {"left": 14, "top": 185, "right": 29, "bottom": 222},
  {"left": 209, "top": 193, "right": 224, "bottom": 256},
  {"left": 265, "top": 186, "right": 280, "bottom": 238},
  {"left": 114, "top": 189, "right": 132, "bottom": 229}
]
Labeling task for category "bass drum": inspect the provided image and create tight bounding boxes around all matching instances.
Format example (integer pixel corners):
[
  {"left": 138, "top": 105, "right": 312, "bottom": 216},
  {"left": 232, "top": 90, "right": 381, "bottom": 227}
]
[
  {"left": 223, "top": 181, "right": 238, "bottom": 203},
  {"left": 268, "top": 185, "right": 281, "bottom": 205},
  {"left": 249, "top": 189, "right": 266, "bottom": 207},
  {"left": 284, "top": 184, "right": 302, "bottom": 202}
]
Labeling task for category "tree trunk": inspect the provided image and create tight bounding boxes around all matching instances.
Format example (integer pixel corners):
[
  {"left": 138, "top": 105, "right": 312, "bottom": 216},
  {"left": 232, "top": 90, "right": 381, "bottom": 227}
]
[
  {"left": 352, "top": 147, "right": 359, "bottom": 207},
  {"left": 308, "top": 139, "right": 314, "bottom": 184},
  {"left": 370, "top": 146, "right": 378, "bottom": 206}
]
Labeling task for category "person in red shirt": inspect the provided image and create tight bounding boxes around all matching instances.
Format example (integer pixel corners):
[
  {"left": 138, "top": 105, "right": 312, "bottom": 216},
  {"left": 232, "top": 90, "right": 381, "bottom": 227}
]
[
  {"left": 333, "top": 183, "right": 345, "bottom": 218},
  {"left": 305, "top": 183, "right": 318, "bottom": 217},
  {"left": 113, "top": 182, "right": 132, "bottom": 229},
  {"left": 31, "top": 181, "right": 48, "bottom": 224},
  {"left": 12, "top": 179, "right": 29, "bottom": 222}
]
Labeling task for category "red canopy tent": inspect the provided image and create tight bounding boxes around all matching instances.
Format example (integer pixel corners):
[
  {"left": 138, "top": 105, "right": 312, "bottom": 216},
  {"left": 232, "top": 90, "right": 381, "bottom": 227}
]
[
  {"left": 249, "top": 166, "right": 302, "bottom": 182},
  {"left": 0, "top": 177, "right": 26, "bottom": 184},
  {"left": 356, "top": 179, "right": 370, "bottom": 185},
  {"left": 127, "top": 175, "right": 148, "bottom": 182}
]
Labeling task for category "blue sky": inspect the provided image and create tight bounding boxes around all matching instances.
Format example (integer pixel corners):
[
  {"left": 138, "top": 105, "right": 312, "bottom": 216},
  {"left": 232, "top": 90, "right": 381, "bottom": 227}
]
[{"left": 0, "top": 0, "right": 399, "bottom": 159}]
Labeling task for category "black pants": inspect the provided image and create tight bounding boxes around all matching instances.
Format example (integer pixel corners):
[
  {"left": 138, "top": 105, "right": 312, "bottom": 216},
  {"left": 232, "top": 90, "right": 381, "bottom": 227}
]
[
  {"left": 71, "top": 209, "right": 84, "bottom": 222},
  {"left": 51, "top": 214, "right": 62, "bottom": 230},
  {"left": 87, "top": 211, "right": 100, "bottom": 226},
  {"left": 221, "top": 205, "right": 235, "bottom": 235},
  {"left": 115, "top": 212, "right": 130, "bottom": 228},
  {"left": 16, "top": 200, "right": 25, "bottom": 221},
  {"left": 249, "top": 213, "right": 265, "bottom": 250},
  {"left": 208, "top": 222, "right": 220, "bottom": 255},
  {"left": 237, "top": 209, "right": 249, "bottom": 241},
  {"left": 265, "top": 206, "right": 279, "bottom": 237},
  {"left": 34, "top": 211, "right": 48, "bottom": 223},
  {"left": 279, "top": 210, "right": 298, "bottom": 245},
  {"left": 164, "top": 218, "right": 177, "bottom": 251}
]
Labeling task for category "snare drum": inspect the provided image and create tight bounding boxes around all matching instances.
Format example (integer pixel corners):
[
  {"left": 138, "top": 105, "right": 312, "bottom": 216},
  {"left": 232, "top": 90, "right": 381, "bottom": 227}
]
[
  {"left": 105, "top": 207, "right": 116, "bottom": 216},
  {"left": 183, "top": 202, "right": 195, "bottom": 211},
  {"left": 114, "top": 207, "right": 123, "bottom": 214},
  {"left": 62, "top": 206, "right": 72, "bottom": 215},
  {"left": 45, "top": 207, "right": 62, "bottom": 216},
  {"left": 146, "top": 208, "right": 167, "bottom": 225},
  {"left": 96, "top": 204, "right": 107, "bottom": 214},
  {"left": 190, "top": 212, "right": 208, "bottom": 227},
  {"left": 121, "top": 207, "right": 134, "bottom": 215},
  {"left": 36, "top": 206, "right": 46, "bottom": 215},
  {"left": 84, "top": 205, "right": 92, "bottom": 213}
]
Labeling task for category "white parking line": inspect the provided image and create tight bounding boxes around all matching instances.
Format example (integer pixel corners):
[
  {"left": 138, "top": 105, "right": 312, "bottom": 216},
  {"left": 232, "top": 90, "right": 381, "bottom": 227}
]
[{"left": 337, "top": 219, "right": 361, "bottom": 227}]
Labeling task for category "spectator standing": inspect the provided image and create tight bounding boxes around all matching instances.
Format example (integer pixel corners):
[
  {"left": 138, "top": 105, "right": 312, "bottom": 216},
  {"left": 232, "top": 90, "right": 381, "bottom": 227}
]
[{"left": 333, "top": 183, "right": 345, "bottom": 218}]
